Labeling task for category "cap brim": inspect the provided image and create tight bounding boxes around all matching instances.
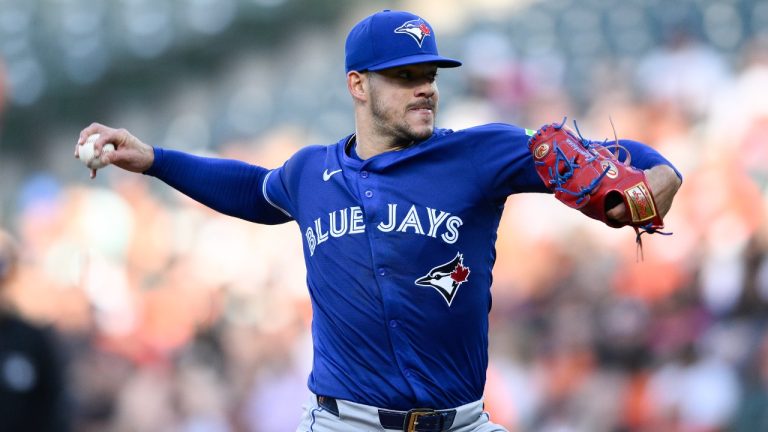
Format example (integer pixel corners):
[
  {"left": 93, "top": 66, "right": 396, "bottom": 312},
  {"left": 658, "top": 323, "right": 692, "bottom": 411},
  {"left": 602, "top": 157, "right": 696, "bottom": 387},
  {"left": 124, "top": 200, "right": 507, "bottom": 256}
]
[{"left": 365, "top": 54, "right": 462, "bottom": 71}]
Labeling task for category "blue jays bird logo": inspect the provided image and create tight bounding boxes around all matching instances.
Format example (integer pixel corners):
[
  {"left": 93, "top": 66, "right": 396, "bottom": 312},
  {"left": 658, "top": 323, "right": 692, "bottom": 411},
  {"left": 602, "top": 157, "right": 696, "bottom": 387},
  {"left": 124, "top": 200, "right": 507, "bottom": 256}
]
[
  {"left": 394, "top": 19, "right": 432, "bottom": 47},
  {"left": 415, "top": 253, "right": 470, "bottom": 306}
]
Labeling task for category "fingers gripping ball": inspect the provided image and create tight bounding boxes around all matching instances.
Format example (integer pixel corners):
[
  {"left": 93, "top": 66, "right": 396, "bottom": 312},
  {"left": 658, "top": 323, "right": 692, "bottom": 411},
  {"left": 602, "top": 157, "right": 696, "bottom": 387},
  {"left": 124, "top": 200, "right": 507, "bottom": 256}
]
[
  {"left": 78, "top": 134, "right": 115, "bottom": 170},
  {"left": 527, "top": 120, "right": 664, "bottom": 232}
]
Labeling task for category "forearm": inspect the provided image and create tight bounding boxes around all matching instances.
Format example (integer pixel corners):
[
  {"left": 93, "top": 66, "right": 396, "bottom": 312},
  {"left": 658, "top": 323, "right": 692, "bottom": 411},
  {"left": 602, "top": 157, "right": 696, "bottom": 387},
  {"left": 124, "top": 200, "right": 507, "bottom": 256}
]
[
  {"left": 602, "top": 141, "right": 682, "bottom": 222},
  {"left": 642, "top": 164, "right": 681, "bottom": 218},
  {"left": 145, "top": 148, "right": 290, "bottom": 223}
]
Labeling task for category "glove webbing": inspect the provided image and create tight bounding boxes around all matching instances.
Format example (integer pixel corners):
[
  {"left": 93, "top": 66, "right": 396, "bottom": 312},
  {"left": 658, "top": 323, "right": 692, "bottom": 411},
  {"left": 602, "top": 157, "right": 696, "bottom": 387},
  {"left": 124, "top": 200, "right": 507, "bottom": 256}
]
[
  {"left": 536, "top": 119, "right": 613, "bottom": 206},
  {"left": 548, "top": 143, "right": 612, "bottom": 205}
]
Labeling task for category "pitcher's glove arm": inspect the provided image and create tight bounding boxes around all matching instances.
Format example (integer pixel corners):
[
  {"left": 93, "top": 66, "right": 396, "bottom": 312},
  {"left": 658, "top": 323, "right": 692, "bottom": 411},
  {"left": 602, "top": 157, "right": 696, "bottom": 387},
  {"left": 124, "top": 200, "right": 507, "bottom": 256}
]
[{"left": 527, "top": 120, "right": 679, "bottom": 234}]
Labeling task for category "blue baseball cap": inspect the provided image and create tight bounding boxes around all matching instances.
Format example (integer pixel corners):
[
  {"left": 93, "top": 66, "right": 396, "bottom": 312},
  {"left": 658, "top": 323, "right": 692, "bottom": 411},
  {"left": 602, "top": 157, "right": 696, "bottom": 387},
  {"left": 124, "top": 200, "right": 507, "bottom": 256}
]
[{"left": 345, "top": 10, "right": 462, "bottom": 73}]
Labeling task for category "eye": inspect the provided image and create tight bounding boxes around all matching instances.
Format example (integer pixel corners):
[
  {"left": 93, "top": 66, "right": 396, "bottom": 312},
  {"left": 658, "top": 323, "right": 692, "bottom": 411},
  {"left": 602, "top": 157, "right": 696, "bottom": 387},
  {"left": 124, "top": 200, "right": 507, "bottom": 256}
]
[{"left": 397, "top": 71, "right": 412, "bottom": 80}]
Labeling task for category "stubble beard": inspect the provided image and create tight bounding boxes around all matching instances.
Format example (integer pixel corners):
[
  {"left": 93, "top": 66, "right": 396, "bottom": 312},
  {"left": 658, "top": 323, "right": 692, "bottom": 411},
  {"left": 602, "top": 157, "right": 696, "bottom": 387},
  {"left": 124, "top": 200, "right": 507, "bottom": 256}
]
[{"left": 370, "top": 94, "right": 435, "bottom": 146}]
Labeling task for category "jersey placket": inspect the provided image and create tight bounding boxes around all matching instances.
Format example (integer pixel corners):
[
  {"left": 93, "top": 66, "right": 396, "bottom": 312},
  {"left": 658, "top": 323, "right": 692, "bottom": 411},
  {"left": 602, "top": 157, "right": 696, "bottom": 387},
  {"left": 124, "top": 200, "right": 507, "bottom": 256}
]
[{"left": 357, "top": 157, "right": 427, "bottom": 399}]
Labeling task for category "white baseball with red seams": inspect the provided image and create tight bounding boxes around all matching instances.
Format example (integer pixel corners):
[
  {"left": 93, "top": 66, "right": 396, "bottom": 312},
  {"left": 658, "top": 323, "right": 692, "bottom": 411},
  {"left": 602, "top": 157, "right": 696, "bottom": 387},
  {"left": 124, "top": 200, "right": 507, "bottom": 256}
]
[{"left": 78, "top": 133, "right": 115, "bottom": 170}]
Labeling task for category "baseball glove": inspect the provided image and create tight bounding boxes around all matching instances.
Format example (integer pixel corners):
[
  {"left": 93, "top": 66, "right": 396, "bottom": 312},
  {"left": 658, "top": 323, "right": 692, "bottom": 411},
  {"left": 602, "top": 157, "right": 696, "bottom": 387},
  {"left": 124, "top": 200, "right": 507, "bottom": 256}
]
[{"left": 528, "top": 119, "right": 665, "bottom": 235}]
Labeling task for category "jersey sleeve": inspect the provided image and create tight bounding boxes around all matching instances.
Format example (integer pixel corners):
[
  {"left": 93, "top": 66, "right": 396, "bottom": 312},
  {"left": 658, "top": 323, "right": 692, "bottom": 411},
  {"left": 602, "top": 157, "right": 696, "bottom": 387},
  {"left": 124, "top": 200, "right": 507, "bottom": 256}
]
[
  {"left": 144, "top": 148, "right": 293, "bottom": 224},
  {"left": 261, "top": 163, "right": 295, "bottom": 219},
  {"left": 465, "top": 123, "right": 550, "bottom": 202},
  {"left": 612, "top": 139, "right": 683, "bottom": 180}
]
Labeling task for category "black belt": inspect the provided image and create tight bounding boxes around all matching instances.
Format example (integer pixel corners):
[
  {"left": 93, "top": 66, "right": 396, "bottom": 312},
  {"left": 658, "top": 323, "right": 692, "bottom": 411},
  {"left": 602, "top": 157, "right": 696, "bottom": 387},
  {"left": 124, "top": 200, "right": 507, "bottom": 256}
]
[{"left": 317, "top": 396, "right": 457, "bottom": 432}]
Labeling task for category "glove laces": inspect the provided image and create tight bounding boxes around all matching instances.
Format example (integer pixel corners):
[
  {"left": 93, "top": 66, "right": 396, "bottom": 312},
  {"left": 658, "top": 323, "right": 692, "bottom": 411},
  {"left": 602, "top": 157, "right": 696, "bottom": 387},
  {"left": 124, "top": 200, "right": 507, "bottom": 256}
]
[
  {"left": 634, "top": 224, "right": 673, "bottom": 261},
  {"left": 544, "top": 118, "right": 612, "bottom": 205}
]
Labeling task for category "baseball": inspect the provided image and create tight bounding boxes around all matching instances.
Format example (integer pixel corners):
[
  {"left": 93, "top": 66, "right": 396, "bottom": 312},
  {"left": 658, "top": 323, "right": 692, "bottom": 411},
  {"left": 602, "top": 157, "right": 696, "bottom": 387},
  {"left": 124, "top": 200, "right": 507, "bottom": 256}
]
[{"left": 79, "top": 134, "right": 115, "bottom": 170}]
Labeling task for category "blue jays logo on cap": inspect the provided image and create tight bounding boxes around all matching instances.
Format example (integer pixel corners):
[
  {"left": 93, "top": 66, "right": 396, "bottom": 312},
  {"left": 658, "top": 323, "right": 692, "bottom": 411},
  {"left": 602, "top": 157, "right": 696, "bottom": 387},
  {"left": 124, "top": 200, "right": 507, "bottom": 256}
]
[
  {"left": 394, "top": 19, "right": 432, "bottom": 47},
  {"left": 344, "top": 10, "right": 462, "bottom": 73}
]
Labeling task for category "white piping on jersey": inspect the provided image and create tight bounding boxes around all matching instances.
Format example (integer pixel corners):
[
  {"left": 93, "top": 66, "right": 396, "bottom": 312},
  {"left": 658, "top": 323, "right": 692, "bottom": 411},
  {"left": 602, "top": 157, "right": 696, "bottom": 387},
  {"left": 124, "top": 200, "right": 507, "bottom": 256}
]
[{"left": 262, "top": 170, "right": 292, "bottom": 217}]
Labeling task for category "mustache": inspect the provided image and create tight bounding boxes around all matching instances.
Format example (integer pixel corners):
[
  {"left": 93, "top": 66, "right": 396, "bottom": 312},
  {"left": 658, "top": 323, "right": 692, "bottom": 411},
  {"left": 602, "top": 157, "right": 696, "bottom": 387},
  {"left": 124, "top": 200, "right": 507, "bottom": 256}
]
[{"left": 407, "top": 99, "right": 436, "bottom": 110}]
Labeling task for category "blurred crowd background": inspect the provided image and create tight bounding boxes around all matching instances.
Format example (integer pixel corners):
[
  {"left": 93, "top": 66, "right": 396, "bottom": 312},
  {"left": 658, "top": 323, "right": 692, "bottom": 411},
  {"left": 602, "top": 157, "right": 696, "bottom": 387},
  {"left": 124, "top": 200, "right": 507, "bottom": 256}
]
[{"left": 0, "top": 0, "right": 767, "bottom": 431}]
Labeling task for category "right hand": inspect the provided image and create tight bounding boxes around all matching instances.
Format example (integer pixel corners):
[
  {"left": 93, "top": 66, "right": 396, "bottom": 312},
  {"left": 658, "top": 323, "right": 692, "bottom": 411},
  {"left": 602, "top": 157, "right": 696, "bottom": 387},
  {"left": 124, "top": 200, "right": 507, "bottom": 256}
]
[{"left": 75, "top": 123, "right": 155, "bottom": 179}]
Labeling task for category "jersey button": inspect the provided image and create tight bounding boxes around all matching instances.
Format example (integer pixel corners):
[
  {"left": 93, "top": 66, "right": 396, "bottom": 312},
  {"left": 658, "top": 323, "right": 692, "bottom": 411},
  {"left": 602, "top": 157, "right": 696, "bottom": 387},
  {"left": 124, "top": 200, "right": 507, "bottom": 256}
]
[
  {"left": 378, "top": 268, "right": 386, "bottom": 276},
  {"left": 360, "top": 171, "right": 369, "bottom": 178},
  {"left": 404, "top": 369, "right": 413, "bottom": 378},
  {"left": 364, "top": 190, "right": 373, "bottom": 198},
  {"left": 389, "top": 320, "right": 398, "bottom": 328}
]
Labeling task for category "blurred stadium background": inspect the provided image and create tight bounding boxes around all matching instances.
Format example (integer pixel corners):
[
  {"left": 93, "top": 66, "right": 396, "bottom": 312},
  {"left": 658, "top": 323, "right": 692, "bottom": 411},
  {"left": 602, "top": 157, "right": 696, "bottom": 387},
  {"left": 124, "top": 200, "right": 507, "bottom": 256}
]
[{"left": 1, "top": 0, "right": 767, "bottom": 430}]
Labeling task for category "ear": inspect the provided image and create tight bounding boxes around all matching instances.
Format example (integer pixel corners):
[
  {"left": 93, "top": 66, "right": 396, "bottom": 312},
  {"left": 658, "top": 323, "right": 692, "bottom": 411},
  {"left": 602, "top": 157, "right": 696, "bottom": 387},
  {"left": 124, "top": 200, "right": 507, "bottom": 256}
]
[{"left": 347, "top": 71, "right": 367, "bottom": 103}]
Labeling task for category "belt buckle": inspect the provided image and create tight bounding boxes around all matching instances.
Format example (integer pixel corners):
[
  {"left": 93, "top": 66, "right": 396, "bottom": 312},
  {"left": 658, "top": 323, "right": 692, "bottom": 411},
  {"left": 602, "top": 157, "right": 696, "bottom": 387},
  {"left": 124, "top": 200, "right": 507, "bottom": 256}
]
[{"left": 405, "top": 408, "right": 439, "bottom": 432}]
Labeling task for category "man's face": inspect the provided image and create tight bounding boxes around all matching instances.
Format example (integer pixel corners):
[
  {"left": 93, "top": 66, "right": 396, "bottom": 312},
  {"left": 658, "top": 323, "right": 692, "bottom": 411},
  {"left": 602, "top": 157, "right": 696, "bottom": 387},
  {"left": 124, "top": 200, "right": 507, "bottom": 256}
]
[{"left": 366, "top": 63, "right": 439, "bottom": 143}]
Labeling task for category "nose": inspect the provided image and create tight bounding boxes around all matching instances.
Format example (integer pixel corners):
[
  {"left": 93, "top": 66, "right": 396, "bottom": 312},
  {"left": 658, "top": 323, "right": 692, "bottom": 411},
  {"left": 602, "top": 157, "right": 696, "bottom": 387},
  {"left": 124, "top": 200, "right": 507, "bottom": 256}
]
[{"left": 414, "top": 80, "right": 436, "bottom": 99}]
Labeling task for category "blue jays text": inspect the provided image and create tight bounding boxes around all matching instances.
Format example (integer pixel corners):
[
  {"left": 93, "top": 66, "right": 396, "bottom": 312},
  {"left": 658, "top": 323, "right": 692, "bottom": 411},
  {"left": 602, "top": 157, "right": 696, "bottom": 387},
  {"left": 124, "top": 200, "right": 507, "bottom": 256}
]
[{"left": 305, "top": 203, "right": 463, "bottom": 256}]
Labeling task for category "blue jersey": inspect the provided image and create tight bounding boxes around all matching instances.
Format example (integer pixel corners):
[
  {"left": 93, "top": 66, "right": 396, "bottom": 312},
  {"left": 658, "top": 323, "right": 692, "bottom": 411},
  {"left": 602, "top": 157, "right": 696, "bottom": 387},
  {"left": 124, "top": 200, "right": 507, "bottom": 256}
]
[{"left": 145, "top": 123, "right": 678, "bottom": 410}]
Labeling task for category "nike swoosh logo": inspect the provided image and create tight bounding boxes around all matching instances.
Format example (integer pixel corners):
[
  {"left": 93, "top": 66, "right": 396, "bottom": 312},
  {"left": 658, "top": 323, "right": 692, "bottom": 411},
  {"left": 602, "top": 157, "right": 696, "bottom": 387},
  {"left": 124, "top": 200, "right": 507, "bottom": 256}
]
[{"left": 323, "top": 169, "right": 342, "bottom": 181}]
